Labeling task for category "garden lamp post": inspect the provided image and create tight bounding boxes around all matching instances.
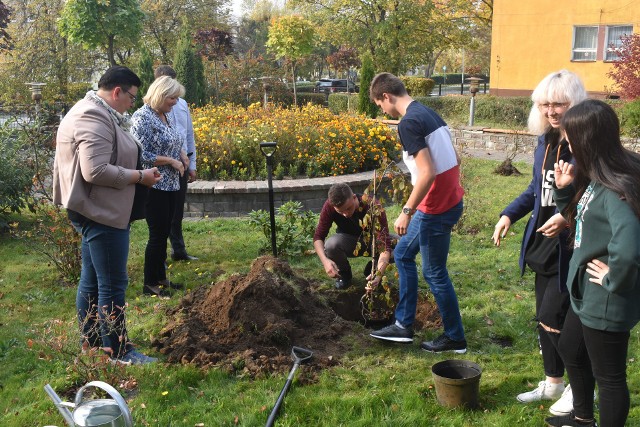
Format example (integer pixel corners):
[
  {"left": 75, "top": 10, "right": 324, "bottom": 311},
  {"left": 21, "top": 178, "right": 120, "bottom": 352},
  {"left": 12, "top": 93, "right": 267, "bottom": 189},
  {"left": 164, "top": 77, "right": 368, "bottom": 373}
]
[
  {"left": 260, "top": 141, "right": 278, "bottom": 257},
  {"left": 259, "top": 77, "right": 273, "bottom": 110},
  {"left": 25, "top": 82, "right": 46, "bottom": 116},
  {"left": 466, "top": 77, "right": 483, "bottom": 126}
]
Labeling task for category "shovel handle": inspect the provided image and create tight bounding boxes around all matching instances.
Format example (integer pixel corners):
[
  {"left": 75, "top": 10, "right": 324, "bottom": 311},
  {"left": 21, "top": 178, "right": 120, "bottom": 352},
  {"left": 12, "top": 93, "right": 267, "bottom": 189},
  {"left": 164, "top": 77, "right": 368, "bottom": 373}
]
[{"left": 265, "top": 363, "right": 299, "bottom": 427}]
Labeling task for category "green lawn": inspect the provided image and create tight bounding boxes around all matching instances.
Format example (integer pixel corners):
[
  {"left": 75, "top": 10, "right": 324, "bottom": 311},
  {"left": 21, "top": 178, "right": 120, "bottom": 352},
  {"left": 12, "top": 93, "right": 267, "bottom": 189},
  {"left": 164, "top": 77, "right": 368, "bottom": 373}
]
[{"left": 1, "top": 157, "right": 638, "bottom": 426}]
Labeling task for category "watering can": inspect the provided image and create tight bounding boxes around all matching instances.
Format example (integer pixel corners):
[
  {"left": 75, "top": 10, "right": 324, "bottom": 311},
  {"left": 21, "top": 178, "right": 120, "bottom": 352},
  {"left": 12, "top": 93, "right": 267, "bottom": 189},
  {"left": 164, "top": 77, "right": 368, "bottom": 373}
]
[{"left": 44, "top": 381, "right": 133, "bottom": 427}]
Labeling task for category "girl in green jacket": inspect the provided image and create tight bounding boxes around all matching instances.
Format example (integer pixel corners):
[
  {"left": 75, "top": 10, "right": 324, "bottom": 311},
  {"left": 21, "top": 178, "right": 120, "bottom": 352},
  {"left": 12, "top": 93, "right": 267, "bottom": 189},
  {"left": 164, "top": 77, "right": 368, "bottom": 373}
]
[{"left": 547, "top": 99, "right": 640, "bottom": 427}]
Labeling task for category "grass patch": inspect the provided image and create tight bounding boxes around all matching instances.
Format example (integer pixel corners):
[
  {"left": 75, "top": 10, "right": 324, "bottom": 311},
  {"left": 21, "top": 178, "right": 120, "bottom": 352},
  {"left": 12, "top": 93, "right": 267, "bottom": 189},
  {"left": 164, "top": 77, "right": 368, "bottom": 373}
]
[{"left": 1, "top": 157, "right": 638, "bottom": 426}]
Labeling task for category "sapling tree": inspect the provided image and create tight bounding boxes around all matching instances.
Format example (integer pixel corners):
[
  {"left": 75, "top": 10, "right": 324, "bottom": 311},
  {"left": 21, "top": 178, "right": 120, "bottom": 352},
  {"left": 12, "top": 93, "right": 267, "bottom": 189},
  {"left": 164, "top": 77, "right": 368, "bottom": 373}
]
[{"left": 357, "top": 160, "right": 412, "bottom": 322}]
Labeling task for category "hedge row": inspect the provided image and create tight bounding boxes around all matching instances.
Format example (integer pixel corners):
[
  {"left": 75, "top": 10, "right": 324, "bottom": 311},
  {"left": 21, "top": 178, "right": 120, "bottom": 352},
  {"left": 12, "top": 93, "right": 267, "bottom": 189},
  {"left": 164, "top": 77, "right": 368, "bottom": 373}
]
[{"left": 328, "top": 93, "right": 532, "bottom": 128}]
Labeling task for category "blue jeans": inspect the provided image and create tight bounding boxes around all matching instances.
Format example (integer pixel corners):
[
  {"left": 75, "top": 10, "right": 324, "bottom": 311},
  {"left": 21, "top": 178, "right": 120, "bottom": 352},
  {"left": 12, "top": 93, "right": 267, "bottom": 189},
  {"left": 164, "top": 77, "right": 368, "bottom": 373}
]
[
  {"left": 393, "top": 201, "right": 465, "bottom": 341},
  {"left": 71, "top": 216, "right": 132, "bottom": 358}
]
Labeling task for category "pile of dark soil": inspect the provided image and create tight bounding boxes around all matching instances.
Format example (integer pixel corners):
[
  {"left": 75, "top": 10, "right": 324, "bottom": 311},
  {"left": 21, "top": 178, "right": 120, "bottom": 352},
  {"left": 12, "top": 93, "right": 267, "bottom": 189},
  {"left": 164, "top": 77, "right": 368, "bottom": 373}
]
[{"left": 152, "top": 256, "right": 440, "bottom": 378}]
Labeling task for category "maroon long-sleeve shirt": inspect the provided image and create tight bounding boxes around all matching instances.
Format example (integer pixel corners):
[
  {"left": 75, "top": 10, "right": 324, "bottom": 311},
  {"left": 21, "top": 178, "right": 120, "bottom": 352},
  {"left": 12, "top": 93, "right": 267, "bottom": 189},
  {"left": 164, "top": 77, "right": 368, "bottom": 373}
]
[{"left": 313, "top": 194, "right": 393, "bottom": 253}]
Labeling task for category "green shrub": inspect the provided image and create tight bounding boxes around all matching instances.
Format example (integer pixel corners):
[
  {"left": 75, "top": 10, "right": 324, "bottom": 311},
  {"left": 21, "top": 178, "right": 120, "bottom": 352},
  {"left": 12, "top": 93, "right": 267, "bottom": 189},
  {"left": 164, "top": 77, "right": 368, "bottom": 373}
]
[
  {"left": 327, "top": 93, "right": 360, "bottom": 114},
  {"left": 416, "top": 95, "right": 531, "bottom": 128},
  {"left": 619, "top": 99, "right": 640, "bottom": 138},
  {"left": 247, "top": 201, "right": 317, "bottom": 257},
  {"left": 399, "top": 76, "right": 435, "bottom": 97}
]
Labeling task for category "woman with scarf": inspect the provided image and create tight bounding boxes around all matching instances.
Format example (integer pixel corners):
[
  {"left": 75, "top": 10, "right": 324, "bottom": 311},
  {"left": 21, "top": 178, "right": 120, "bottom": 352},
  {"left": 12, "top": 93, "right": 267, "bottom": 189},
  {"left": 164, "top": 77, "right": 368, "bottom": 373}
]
[{"left": 53, "top": 66, "right": 161, "bottom": 365}]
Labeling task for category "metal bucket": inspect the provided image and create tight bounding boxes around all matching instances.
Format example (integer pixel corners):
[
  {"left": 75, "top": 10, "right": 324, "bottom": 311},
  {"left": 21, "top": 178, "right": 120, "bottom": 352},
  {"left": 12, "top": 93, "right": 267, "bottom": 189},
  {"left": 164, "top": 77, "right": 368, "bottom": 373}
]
[{"left": 431, "top": 359, "right": 482, "bottom": 409}]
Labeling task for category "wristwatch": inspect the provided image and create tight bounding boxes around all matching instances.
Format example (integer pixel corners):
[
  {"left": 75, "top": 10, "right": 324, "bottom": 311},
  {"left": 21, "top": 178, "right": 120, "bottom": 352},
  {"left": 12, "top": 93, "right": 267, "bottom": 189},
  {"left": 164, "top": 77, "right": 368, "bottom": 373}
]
[{"left": 402, "top": 206, "right": 415, "bottom": 216}]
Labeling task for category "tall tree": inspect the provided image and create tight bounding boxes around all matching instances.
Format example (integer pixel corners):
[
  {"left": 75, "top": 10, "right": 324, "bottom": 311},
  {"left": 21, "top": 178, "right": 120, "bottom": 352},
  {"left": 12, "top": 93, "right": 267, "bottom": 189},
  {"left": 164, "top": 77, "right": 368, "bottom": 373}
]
[
  {"left": 0, "top": 0, "right": 11, "bottom": 52},
  {"left": 140, "top": 0, "right": 229, "bottom": 63},
  {"left": 266, "top": 15, "right": 315, "bottom": 105},
  {"left": 194, "top": 28, "right": 233, "bottom": 102},
  {"left": 358, "top": 53, "right": 377, "bottom": 118},
  {"left": 135, "top": 47, "right": 155, "bottom": 108},
  {"left": 174, "top": 28, "right": 202, "bottom": 106},
  {"left": 0, "top": 0, "right": 99, "bottom": 102},
  {"left": 326, "top": 46, "right": 360, "bottom": 79},
  {"left": 58, "top": 0, "right": 144, "bottom": 66}
]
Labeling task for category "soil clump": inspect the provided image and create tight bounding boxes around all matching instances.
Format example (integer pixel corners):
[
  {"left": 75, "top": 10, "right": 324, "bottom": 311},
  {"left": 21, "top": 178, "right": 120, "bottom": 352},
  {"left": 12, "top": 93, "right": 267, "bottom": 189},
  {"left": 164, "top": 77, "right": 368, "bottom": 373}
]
[{"left": 152, "top": 256, "right": 440, "bottom": 378}]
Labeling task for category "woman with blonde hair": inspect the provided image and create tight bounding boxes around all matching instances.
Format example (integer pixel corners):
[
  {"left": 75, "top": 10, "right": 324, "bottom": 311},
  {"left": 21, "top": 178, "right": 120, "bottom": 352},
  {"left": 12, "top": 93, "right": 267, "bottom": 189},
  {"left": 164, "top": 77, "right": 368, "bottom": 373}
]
[
  {"left": 492, "top": 70, "right": 587, "bottom": 415},
  {"left": 132, "top": 75, "right": 188, "bottom": 297}
]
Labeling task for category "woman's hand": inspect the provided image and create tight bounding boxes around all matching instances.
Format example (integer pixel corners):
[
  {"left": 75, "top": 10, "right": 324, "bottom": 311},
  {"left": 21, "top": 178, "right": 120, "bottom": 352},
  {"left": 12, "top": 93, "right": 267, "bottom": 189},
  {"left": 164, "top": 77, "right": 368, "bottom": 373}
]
[
  {"left": 537, "top": 213, "right": 567, "bottom": 238},
  {"left": 586, "top": 259, "right": 609, "bottom": 286},
  {"left": 554, "top": 160, "right": 575, "bottom": 189},
  {"left": 492, "top": 215, "right": 512, "bottom": 246},
  {"left": 172, "top": 159, "right": 185, "bottom": 176}
]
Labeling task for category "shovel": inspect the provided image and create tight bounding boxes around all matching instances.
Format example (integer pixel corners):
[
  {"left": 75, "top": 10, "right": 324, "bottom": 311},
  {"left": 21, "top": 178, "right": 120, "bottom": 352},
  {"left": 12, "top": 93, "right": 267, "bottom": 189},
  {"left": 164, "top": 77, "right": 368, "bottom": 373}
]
[{"left": 265, "top": 346, "right": 313, "bottom": 427}]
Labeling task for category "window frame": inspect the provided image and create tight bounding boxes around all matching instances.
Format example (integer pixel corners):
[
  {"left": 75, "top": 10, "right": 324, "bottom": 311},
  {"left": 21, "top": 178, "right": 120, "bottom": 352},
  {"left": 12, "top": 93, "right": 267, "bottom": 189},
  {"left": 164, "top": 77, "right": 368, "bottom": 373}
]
[
  {"left": 604, "top": 25, "right": 633, "bottom": 62},
  {"left": 571, "top": 25, "right": 599, "bottom": 62}
]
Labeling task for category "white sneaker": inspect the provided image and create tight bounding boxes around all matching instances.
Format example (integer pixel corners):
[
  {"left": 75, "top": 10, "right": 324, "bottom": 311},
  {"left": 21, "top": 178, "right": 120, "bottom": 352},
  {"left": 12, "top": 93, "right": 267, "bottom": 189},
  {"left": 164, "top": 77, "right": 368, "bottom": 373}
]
[
  {"left": 517, "top": 380, "right": 564, "bottom": 403},
  {"left": 549, "top": 384, "right": 598, "bottom": 416},
  {"left": 549, "top": 384, "right": 573, "bottom": 415}
]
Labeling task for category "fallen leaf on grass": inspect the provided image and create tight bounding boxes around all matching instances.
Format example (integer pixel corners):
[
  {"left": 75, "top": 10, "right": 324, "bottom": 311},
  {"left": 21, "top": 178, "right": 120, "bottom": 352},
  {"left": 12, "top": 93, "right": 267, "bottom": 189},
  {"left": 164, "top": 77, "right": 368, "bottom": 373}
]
[{"left": 514, "top": 294, "right": 523, "bottom": 300}]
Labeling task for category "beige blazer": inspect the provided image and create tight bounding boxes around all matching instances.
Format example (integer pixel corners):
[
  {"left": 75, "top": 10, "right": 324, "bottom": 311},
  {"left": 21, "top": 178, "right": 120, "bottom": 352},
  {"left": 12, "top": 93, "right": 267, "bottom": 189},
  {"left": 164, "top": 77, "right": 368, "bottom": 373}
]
[{"left": 53, "top": 98, "right": 138, "bottom": 229}]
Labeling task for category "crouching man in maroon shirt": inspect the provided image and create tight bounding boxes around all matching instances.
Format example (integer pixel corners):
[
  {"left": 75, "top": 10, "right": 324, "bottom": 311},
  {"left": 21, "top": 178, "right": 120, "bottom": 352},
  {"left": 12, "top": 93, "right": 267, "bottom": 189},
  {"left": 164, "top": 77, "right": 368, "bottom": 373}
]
[{"left": 313, "top": 183, "right": 395, "bottom": 289}]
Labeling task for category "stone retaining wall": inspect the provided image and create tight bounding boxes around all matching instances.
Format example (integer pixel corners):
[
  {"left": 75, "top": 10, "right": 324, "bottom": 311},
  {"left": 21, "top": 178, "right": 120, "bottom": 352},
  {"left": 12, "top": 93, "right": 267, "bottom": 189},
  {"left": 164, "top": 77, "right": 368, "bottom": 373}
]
[{"left": 184, "top": 127, "right": 639, "bottom": 217}]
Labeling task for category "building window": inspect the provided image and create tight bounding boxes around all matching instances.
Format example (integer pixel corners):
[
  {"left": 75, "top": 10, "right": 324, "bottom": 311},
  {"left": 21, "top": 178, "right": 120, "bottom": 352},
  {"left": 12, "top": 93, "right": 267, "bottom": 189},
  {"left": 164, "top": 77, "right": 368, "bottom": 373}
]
[
  {"left": 605, "top": 25, "right": 633, "bottom": 61},
  {"left": 572, "top": 26, "right": 598, "bottom": 61}
]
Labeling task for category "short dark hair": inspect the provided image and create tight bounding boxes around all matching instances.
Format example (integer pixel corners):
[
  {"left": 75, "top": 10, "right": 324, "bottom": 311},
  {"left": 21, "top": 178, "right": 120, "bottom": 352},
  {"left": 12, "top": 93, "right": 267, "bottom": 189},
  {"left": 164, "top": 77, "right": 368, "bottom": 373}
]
[
  {"left": 98, "top": 66, "right": 141, "bottom": 91},
  {"left": 154, "top": 65, "right": 177, "bottom": 79},
  {"left": 369, "top": 72, "right": 407, "bottom": 101},
  {"left": 328, "top": 183, "right": 353, "bottom": 207}
]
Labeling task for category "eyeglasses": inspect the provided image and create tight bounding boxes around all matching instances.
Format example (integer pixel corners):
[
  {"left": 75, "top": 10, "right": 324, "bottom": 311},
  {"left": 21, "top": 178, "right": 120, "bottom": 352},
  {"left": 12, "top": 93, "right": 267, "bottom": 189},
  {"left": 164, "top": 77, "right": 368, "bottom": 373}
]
[
  {"left": 122, "top": 88, "right": 137, "bottom": 103},
  {"left": 538, "top": 102, "right": 569, "bottom": 112}
]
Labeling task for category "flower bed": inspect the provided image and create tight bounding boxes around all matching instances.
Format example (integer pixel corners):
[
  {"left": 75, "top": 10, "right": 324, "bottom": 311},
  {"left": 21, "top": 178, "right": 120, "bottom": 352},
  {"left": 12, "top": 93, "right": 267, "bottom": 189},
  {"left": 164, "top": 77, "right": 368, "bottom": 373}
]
[{"left": 191, "top": 103, "right": 401, "bottom": 180}]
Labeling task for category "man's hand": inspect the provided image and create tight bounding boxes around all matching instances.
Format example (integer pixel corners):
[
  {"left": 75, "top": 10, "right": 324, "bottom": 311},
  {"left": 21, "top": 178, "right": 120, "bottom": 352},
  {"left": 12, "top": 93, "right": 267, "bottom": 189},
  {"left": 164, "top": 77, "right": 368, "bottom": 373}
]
[
  {"left": 394, "top": 213, "right": 411, "bottom": 236},
  {"left": 537, "top": 213, "right": 567, "bottom": 238},
  {"left": 492, "top": 215, "right": 511, "bottom": 246},
  {"left": 322, "top": 259, "right": 340, "bottom": 278},
  {"left": 188, "top": 170, "right": 197, "bottom": 183}
]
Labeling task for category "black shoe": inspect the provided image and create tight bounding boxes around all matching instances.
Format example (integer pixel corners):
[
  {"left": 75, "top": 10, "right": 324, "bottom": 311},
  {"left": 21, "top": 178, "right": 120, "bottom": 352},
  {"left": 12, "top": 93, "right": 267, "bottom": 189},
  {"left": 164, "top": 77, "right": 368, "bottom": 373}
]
[
  {"left": 335, "top": 278, "right": 351, "bottom": 289},
  {"left": 159, "top": 279, "right": 184, "bottom": 290},
  {"left": 370, "top": 324, "right": 414, "bottom": 343},
  {"left": 545, "top": 411, "right": 597, "bottom": 427},
  {"left": 143, "top": 284, "right": 173, "bottom": 297},
  {"left": 421, "top": 333, "right": 467, "bottom": 354},
  {"left": 172, "top": 253, "right": 198, "bottom": 261}
]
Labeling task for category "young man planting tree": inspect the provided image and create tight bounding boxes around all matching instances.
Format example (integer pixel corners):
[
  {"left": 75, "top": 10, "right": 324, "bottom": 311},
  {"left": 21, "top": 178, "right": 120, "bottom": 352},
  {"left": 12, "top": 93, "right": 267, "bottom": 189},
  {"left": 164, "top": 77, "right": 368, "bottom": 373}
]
[
  {"left": 313, "top": 183, "right": 394, "bottom": 290},
  {"left": 368, "top": 72, "right": 467, "bottom": 353}
]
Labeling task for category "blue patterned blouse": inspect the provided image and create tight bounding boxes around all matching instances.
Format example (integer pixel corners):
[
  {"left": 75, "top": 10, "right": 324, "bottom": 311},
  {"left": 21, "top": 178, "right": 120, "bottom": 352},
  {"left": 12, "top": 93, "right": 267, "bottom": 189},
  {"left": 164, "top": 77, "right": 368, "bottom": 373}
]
[{"left": 131, "top": 104, "right": 184, "bottom": 191}]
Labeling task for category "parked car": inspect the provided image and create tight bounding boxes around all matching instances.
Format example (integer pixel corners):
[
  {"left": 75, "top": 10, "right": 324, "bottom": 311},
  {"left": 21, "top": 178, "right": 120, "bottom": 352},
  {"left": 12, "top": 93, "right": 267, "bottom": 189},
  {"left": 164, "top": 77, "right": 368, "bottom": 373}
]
[{"left": 314, "top": 79, "right": 359, "bottom": 94}]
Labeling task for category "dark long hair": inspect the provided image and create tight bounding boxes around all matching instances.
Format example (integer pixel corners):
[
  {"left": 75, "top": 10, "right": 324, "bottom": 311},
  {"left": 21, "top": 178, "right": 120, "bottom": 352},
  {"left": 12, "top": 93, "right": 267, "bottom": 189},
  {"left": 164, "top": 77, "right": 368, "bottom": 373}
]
[{"left": 561, "top": 99, "right": 640, "bottom": 232}]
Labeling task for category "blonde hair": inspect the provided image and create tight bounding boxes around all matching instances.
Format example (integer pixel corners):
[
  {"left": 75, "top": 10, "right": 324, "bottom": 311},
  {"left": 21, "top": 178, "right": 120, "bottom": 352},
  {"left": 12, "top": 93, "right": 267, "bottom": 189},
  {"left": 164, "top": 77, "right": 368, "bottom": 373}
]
[
  {"left": 527, "top": 70, "right": 587, "bottom": 135},
  {"left": 143, "top": 75, "right": 185, "bottom": 110}
]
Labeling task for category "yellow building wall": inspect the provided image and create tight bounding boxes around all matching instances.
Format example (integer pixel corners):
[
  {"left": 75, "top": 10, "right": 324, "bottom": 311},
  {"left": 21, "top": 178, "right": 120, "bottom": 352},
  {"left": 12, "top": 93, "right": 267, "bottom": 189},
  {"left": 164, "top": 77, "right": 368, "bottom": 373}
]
[{"left": 490, "top": 0, "right": 640, "bottom": 97}]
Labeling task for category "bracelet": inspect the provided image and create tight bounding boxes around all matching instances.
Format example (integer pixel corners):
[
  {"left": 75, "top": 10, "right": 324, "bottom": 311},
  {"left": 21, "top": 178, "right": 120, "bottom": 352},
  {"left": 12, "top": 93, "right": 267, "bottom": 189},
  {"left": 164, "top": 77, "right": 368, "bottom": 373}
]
[{"left": 136, "top": 170, "right": 143, "bottom": 184}]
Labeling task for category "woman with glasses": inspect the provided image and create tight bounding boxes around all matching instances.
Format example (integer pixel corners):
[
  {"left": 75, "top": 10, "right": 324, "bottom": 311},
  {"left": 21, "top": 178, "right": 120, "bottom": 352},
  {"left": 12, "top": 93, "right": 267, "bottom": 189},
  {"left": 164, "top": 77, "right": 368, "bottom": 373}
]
[
  {"left": 492, "top": 70, "right": 587, "bottom": 415},
  {"left": 131, "top": 76, "right": 187, "bottom": 297}
]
